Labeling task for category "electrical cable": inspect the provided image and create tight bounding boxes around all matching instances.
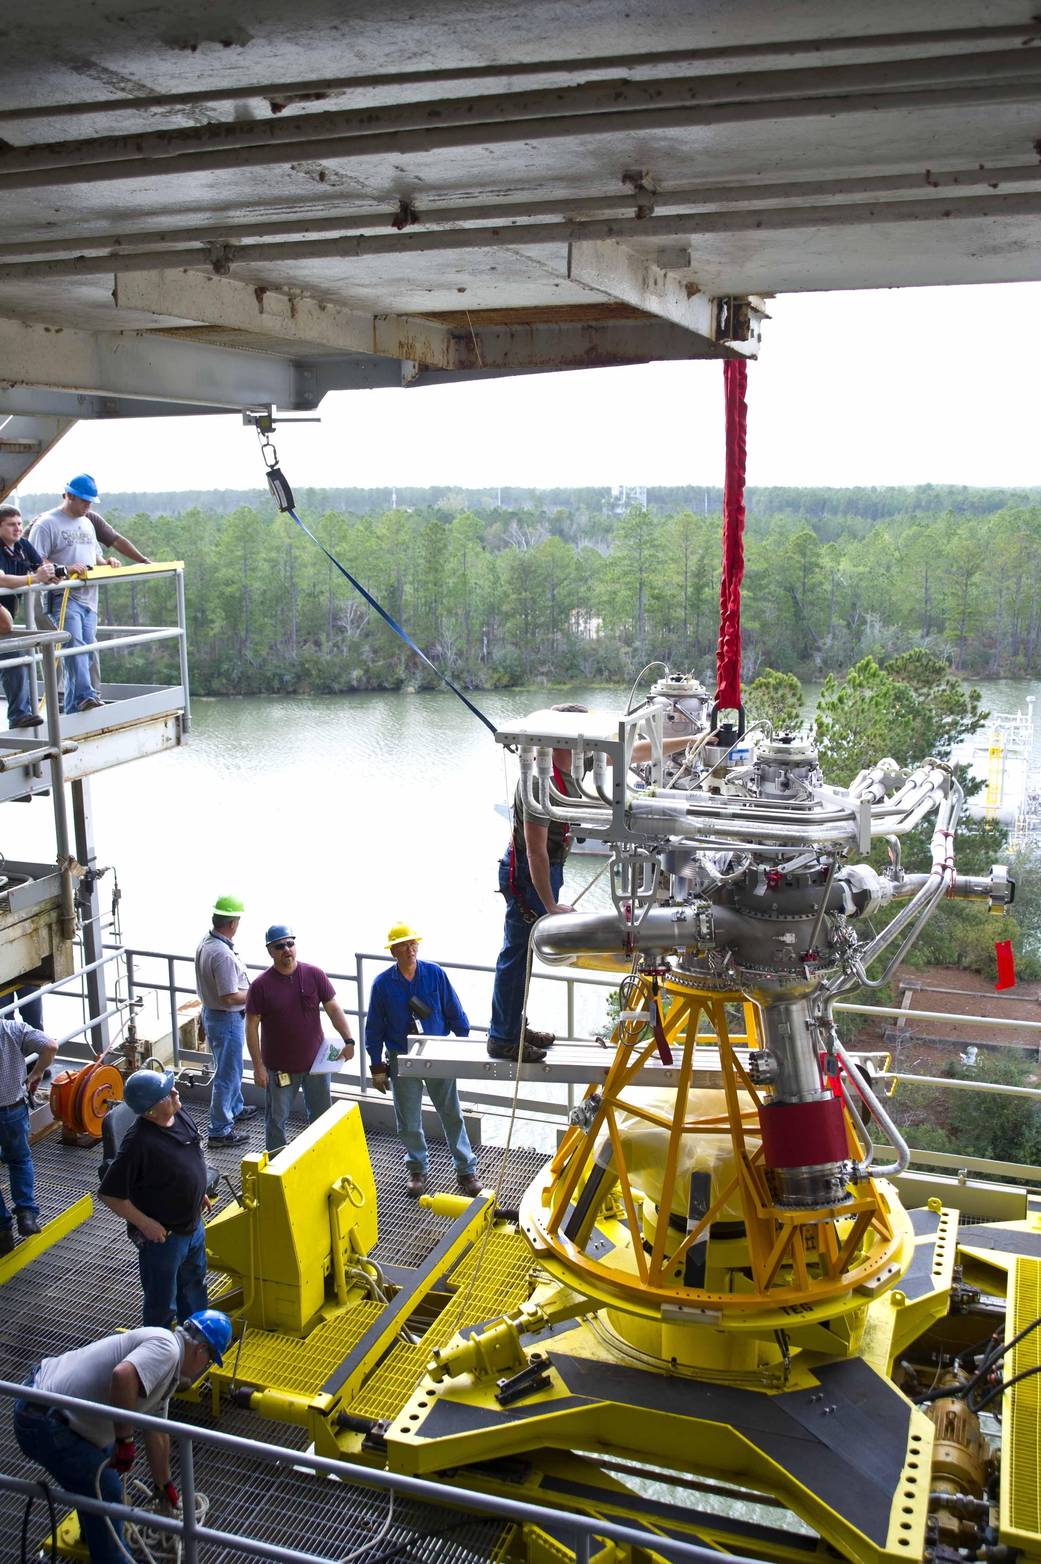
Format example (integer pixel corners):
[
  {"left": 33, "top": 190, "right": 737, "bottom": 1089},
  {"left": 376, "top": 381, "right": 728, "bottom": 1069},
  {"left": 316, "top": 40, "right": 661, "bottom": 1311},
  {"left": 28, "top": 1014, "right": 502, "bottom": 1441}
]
[
  {"left": 97, "top": 1463, "right": 210, "bottom": 1564},
  {"left": 19, "top": 1480, "right": 58, "bottom": 1564},
  {"left": 625, "top": 661, "right": 669, "bottom": 714},
  {"left": 341, "top": 1489, "right": 395, "bottom": 1561},
  {"left": 918, "top": 1311, "right": 1041, "bottom": 1407},
  {"left": 971, "top": 1360, "right": 1041, "bottom": 1414}
]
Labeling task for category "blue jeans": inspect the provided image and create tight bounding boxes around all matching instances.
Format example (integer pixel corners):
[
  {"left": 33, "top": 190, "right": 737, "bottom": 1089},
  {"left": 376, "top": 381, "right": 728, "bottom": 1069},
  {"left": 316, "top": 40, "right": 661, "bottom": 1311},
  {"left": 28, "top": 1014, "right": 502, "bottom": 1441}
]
[
  {"left": 203, "top": 1007, "right": 245, "bottom": 1137},
  {"left": 137, "top": 1218, "right": 208, "bottom": 1328},
  {"left": 488, "top": 854, "right": 563, "bottom": 1046},
  {"left": 0, "top": 1100, "right": 37, "bottom": 1226},
  {"left": 14, "top": 1397, "right": 125, "bottom": 1563},
  {"left": 48, "top": 595, "right": 98, "bottom": 713},
  {"left": 264, "top": 1071, "right": 331, "bottom": 1154},
  {"left": 0, "top": 646, "right": 32, "bottom": 723},
  {"left": 385, "top": 1052, "right": 477, "bottom": 1178}
]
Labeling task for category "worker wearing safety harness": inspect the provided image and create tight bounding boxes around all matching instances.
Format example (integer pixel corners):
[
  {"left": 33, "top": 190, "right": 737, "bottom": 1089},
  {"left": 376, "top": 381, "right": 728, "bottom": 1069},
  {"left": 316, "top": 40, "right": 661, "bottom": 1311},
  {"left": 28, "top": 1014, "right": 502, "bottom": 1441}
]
[
  {"left": 487, "top": 703, "right": 587, "bottom": 1064},
  {"left": 13, "top": 1309, "right": 230, "bottom": 1564}
]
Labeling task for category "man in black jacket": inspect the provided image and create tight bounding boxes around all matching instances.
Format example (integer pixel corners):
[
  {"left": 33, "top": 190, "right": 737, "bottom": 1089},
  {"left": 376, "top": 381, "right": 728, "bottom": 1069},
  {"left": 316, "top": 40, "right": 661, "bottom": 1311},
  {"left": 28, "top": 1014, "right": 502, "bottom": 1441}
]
[{"left": 98, "top": 1069, "right": 211, "bottom": 1328}]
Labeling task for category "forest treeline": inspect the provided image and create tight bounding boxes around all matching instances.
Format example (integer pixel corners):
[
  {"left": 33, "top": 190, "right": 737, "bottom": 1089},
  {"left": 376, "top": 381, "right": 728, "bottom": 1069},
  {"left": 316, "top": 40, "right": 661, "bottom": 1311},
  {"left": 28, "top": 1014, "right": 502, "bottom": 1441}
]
[{"left": 46, "top": 486, "right": 1041, "bottom": 696}]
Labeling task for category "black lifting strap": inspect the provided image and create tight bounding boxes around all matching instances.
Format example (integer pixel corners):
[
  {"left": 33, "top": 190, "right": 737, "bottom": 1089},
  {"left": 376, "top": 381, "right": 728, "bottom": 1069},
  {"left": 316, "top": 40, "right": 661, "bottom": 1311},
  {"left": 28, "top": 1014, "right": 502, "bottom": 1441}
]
[{"left": 261, "top": 450, "right": 499, "bottom": 738}]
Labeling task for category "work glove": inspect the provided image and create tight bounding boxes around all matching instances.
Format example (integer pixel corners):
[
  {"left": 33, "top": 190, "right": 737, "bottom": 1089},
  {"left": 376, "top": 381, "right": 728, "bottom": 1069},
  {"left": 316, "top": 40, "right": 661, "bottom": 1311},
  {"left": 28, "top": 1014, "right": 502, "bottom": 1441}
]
[
  {"left": 111, "top": 1439, "right": 136, "bottom": 1473},
  {"left": 156, "top": 1480, "right": 180, "bottom": 1510},
  {"left": 370, "top": 1068, "right": 389, "bottom": 1095}
]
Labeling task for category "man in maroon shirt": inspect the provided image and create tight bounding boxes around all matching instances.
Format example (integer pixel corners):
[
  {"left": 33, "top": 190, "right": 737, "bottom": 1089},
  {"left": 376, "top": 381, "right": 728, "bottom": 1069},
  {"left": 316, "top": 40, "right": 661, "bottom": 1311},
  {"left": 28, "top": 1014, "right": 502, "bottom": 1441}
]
[{"left": 245, "top": 924, "right": 355, "bottom": 1154}]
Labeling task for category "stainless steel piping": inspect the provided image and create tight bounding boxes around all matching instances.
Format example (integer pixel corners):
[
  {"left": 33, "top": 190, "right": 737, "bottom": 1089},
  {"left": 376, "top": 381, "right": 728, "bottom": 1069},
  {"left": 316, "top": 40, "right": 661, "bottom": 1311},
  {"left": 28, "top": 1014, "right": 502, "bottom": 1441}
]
[{"left": 830, "top": 1029, "right": 910, "bottom": 1179}]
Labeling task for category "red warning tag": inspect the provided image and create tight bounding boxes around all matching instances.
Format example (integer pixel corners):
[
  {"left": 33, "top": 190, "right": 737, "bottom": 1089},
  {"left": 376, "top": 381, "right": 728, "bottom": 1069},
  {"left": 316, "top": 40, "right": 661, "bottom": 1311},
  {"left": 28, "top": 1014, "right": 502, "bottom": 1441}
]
[{"left": 995, "top": 939, "right": 1016, "bottom": 991}]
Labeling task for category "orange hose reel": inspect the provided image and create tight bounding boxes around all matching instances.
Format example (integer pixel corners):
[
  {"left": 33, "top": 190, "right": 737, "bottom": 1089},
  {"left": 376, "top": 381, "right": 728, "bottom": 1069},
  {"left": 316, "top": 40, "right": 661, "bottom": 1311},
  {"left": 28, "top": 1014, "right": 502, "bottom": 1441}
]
[{"left": 49, "top": 1059, "right": 124, "bottom": 1138}]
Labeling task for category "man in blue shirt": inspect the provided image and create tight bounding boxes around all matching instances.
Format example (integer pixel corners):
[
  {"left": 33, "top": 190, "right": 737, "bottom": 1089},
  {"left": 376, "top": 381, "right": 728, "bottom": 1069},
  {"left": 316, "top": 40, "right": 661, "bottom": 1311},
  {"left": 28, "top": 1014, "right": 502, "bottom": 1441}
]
[{"left": 365, "top": 923, "right": 482, "bottom": 1200}]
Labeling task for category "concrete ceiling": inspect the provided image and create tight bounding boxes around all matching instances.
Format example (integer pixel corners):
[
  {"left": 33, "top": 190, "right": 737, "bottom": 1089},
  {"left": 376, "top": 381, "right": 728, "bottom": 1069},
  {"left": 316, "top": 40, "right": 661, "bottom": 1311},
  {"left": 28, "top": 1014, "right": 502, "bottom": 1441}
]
[{"left": 1, "top": 0, "right": 1040, "bottom": 487}]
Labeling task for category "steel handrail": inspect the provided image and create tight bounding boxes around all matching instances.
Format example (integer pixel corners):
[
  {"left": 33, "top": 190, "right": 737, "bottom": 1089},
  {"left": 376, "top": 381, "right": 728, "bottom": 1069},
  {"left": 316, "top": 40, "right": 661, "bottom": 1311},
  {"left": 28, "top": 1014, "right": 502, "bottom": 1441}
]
[{"left": 0, "top": 1376, "right": 758, "bottom": 1564}]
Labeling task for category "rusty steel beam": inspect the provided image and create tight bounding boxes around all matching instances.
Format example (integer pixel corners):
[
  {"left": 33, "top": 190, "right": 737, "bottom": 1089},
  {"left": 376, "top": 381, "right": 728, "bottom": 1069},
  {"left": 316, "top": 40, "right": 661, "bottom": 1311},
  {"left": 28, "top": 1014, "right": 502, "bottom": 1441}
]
[
  {"left": 0, "top": 51, "right": 1040, "bottom": 190},
  {"left": 0, "top": 160, "right": 1039, "bottom": 266},
  {"left": 1, "top": 21, "right": 1036, "bottom": 124}
]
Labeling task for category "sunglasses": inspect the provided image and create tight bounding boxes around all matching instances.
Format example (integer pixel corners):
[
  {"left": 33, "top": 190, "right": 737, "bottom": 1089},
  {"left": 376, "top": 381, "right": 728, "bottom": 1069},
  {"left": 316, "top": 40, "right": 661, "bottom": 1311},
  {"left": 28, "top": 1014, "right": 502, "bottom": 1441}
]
[{"left": 270, "top": 939, "right": 295, "bottom": 951}]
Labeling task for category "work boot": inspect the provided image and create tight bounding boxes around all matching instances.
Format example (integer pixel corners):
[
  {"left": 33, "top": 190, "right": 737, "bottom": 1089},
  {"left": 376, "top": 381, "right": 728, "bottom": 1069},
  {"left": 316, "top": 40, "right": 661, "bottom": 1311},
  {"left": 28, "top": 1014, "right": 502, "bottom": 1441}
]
[
  {"left": 15, "top": 1211, "right": 41, "bottom": 1237},
  {"left": 76, "top": 696, "right": 104, "bottom": 712},
  {"left": 487, "top": 1038, "right": 547, "bottom": 1064},
  {"left": 208, "top": 1129, "right": 249, "bottom": 1148},
  {"left": 0, "top": 1227, "right": 14, "bottom": 1256},
  {"left": 11, "top": 714, "right": 43, "bottom": 729},
  {"left": 522, "top": 1020, "right": 556, "bottom": 1049},
  {"left": 406, "top": 1169, "right": 428, "bottom": 1199},
  {"left": 234, "top": 1105, "right": 260, "bottom": 1122},
  {"left": 457, "top": 1173, "right": 483, "bottom": 1198}
]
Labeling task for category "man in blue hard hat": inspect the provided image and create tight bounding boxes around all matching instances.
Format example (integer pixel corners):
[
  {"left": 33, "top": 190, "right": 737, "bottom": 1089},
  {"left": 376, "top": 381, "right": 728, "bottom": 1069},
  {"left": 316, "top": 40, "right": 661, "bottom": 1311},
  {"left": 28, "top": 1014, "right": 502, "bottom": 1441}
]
[
  {"left": 14, "top": 1307, "right": 231, "bottom": 1563},
  {"left": 98, "top": 1069, "right": 212, "bottom": 1329},
  {"left": 29, "top": 475, "right": 123, "bottom": 715},
  {"left": 195, "top": 894, "right": 256, "bottom": 1149},
  {"left": 245, "top": 925, "right": 355, "bottom": 1154}
]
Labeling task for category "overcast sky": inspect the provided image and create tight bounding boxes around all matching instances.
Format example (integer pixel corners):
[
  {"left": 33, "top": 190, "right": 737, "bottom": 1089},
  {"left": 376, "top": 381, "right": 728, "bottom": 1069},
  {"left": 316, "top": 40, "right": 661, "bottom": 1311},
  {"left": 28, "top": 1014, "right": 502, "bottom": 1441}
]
[{"left": 18, "top": 280, "right": 1041, "bottom": 499}]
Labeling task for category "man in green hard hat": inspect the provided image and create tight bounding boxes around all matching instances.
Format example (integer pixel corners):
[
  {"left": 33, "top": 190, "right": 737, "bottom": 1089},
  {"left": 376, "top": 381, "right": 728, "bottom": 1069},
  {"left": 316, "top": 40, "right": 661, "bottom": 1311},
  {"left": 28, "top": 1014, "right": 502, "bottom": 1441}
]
[{"left": 195, "top": 896, "right": 256, "bottom": 1147}]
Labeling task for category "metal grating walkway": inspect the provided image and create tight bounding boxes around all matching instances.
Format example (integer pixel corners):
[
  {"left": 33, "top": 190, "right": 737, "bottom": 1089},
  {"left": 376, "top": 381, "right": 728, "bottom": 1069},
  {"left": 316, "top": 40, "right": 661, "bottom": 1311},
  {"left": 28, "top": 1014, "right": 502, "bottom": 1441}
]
[{"left": 0, "top": 1109, "right": 547, "bottom": 1561}]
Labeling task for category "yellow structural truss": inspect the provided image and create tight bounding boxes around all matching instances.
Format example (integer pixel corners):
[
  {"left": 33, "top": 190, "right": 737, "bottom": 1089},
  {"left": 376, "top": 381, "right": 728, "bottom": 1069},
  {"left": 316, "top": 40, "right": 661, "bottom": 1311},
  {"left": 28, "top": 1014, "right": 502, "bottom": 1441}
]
[{"left": 522, "top": 972, "right": 912, "bottom": 1332}]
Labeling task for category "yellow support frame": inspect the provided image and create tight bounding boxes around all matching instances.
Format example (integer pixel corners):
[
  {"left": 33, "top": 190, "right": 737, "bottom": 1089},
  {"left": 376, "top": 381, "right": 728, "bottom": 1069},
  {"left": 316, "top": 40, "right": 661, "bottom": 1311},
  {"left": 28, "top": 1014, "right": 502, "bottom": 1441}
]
[{"left": 526, "top": 974, "right": 909, "bottom": 1324}]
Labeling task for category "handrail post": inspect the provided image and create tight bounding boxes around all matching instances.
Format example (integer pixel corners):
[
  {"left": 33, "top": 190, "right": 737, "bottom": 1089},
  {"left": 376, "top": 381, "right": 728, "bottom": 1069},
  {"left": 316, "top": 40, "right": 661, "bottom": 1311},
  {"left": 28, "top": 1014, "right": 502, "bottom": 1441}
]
[
  {"left": 177, "top": 1432, "right": 200, "bottom": 1564},
  {"left": 573, "top": 1528, "right": 591, "bottom": 1563},
  {"left": 40, "top": 641, "right": 71, "bottom": 866},
  {"left": 70, "top": 777, "right": 111, "bottom": 1052},
  {"left": 174, "top": 567, "right": 191, "bottom": 734},
  {"left": 24, "top": 586, "right": 40, "bottom": 722},
  {"left": 356, "top": 951, "right": 367, "bottom": 1092},
  {"left": 168, "top": 955, "right": 181, "bottom": 1066}
]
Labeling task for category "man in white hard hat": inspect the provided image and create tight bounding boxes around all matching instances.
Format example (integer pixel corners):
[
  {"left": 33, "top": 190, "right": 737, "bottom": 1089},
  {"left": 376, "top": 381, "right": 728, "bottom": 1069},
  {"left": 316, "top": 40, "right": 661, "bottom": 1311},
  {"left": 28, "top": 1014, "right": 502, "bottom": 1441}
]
[
  {"left": 195, "top": 895, "right": 256, "bottom": 1148},
  {"left": 365, "top": 922, "right": 482, "bottom": 1200}
]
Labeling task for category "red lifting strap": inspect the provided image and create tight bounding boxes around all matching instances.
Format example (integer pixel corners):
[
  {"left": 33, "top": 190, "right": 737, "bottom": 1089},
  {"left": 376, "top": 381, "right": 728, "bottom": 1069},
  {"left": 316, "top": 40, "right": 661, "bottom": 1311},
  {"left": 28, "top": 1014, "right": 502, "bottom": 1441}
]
[{"left": 715, "top": 358, "right": 748, "bottom": 712}]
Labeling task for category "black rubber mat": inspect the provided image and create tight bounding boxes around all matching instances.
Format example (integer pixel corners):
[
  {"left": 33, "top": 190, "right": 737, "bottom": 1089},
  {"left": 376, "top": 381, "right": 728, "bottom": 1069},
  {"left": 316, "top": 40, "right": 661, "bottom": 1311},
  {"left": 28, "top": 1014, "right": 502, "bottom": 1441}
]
[{"left": 0, "top": 1107, "right": 535, "bottom": 1560}]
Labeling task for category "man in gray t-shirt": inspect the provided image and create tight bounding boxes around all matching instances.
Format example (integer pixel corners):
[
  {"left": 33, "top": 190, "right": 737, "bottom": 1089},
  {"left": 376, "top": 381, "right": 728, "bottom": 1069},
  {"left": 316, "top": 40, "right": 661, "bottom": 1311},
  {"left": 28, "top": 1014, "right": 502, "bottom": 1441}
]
[
  {"left": 29, "top": 474, "right": 120, "bottom": 715},
  {"left": 195, "top": 895, "right": 256, "bottom": 1147},
  {"left": 14, "top": 1312, "right": 229, "bottom": 1562}
]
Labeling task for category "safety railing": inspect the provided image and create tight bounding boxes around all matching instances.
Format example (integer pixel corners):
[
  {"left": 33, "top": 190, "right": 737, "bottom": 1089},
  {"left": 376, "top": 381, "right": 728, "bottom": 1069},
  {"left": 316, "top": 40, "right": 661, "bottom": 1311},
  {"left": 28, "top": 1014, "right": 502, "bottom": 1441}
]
[
  {"left": 5, "top": 561, "right": 190, "bottom": 732},
  {"left": 0, "top": 1376, "right": 758, "bottom": 1564},
  {"left": 0, "top": 947, "right": 138, "bottom": 1052},
  {"left": 117, "top": 944, "right": 621, "bottom": 1119},
  {"left": 112, "top": 943, "right": 1041, "bottom": 1186}
]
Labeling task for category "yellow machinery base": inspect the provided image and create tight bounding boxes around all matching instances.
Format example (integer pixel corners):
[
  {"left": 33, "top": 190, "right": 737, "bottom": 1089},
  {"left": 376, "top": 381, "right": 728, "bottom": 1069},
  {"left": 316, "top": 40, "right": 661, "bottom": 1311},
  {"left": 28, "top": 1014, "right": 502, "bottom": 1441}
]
[{"left": 36, "top": 1105, "right": 1041, "bottom": 1564}]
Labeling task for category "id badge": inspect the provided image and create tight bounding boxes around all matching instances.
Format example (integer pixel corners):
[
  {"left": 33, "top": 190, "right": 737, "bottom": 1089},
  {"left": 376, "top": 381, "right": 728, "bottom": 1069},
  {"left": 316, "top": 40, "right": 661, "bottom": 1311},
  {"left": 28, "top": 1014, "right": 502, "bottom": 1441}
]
[{"left": 277, "top": 1071, "right": 291, "bottom": 1087}]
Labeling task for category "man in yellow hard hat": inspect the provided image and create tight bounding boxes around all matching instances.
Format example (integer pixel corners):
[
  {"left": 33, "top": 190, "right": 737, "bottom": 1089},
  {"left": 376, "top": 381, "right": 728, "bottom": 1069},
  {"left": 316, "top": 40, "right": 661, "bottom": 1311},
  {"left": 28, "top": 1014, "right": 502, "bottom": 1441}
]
[
  {"left": 365, "top": 923, "right": 481, "bottom": 1199},
  {"left": 195, "top": 895, "right": 256, "bottom": 1148}
]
